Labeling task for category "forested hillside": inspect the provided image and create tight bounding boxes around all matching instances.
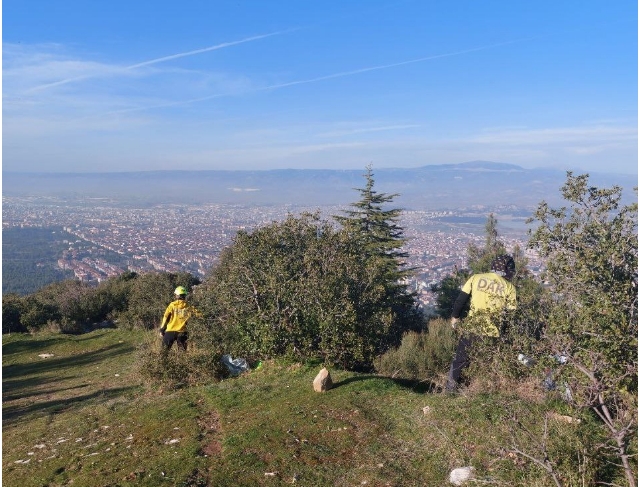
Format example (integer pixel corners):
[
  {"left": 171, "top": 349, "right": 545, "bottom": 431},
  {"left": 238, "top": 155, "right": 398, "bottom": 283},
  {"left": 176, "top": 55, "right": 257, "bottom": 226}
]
[{"left": 2, "top": 227, "right": 75, "bottom": 295}]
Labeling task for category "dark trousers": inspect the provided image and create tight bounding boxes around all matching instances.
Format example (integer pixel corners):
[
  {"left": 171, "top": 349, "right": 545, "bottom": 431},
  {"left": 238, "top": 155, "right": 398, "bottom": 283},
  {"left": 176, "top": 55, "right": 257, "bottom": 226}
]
[
  {"left": 163, "top": 331, "right": 188, "bottom": 351},
  {"left": 447, "top": 333, "right": 481, "bottom": 389}
]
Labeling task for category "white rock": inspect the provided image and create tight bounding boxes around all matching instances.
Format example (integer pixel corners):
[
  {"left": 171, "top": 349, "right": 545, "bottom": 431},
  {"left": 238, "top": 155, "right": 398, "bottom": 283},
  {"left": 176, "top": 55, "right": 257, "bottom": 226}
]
[
  {"left": 449, "top": 466, "right": 475, "bottom": 485},
  {"left": 313, "top": 367, "right": 333, "bottom": 392},
  {"left": 38, "top": 353, "right": 54, "bottom": 359}
]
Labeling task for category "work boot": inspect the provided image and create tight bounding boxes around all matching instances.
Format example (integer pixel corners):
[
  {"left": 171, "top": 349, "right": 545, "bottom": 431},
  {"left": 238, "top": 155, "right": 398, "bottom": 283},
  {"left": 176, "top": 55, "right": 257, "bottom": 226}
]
[{"left": 445, "top": 380, "right": 458, "bottom": 394}]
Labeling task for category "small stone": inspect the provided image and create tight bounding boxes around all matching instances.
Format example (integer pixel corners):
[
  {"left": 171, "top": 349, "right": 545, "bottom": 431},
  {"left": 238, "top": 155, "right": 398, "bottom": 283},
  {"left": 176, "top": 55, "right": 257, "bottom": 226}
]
[
  {"left": 449, "top": 466, "right": 475, "bottom": 485},
  {"left": 313, "top": 368, "right": 333, "bottom": 392},
  {"left": 548, "top": 412, "right": 581, "bottom": 424}
]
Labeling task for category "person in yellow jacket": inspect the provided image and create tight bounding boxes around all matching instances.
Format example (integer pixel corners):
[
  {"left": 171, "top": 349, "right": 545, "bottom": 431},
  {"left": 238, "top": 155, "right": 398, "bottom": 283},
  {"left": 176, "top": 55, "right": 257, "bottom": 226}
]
[
  {"left": 446, "top": 255, "right": 517, "bottom": 391},
  {"left": 160, "top": 286, "right": 200, "bottom": 351}
]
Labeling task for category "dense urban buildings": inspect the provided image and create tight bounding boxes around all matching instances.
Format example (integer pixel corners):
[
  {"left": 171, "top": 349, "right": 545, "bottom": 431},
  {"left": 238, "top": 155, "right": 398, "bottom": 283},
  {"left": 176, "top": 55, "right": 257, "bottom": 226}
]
[{"left": 2, "top": 196, "right": 543, "bottom": 311}]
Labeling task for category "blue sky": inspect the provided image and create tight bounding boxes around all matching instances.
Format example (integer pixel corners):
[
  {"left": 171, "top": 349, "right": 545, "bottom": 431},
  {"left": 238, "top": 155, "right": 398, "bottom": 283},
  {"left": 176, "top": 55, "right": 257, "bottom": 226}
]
[{"left": 3, "top": 0, "right": 638, "bottom": 173}]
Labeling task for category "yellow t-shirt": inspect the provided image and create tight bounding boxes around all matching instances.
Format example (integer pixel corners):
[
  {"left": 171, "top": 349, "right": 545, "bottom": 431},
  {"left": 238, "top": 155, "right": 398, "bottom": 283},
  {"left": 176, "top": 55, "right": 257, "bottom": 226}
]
[
  {"left": 461, "top": 272, "right": 516, "bottom": 337},
  {"left": 161, "top": 299, "right": 200, "bottom": 332}
]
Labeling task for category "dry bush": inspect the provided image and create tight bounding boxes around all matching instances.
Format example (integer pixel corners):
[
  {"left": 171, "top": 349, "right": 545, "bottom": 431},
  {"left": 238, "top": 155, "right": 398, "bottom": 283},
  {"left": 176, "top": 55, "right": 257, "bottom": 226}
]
[
  {"left": 135, "top": 332, "right": 228, "bottom": 388},
  {"left": 34, "top": 319, "right": 85, "bottom": 335},
  {"left": 374, "top": 318, "right": 456, "bottom": 382},
  {"left": 464, "top": 334, "right": 547, "bottom": 399},
  {"left": 466, "top": 370, "right": 547, "bottom": 403}
]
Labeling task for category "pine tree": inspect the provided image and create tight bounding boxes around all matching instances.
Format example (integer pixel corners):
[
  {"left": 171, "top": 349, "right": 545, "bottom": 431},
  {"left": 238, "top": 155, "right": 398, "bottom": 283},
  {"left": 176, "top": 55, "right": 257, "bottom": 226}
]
[
  {"left": 466, "top": 213, "right": 507, "bottom": 274},
  {"left": 334, "top": 164, "right": 410, "bottom": 282},
  {"left": 334, "top": 164, "right": 422, "bottom": 349}
]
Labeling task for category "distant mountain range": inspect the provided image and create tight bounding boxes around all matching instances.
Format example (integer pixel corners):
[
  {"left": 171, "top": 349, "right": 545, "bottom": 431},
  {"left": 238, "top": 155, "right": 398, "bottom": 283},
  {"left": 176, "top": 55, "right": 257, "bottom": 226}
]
[{"left": 3, "top": 161, "right": 637, "bottom": 209}]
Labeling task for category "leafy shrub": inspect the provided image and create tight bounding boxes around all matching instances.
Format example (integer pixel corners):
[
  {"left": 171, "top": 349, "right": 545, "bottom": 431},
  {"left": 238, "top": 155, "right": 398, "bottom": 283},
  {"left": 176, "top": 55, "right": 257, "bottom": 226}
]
[
  {"left": 195, "top": 212, "right": 422, "bottom": 371},
  {"left": 8, "top": 279, "right": 114, "bottom": 333},
  {"left": 192, "top": 169, "right": 423, "bottom": 371},
  {"left": 527, "top": 173, "right": 638, "bottom": 486},
  {"left": 2, "top": 270, "right": 202, "bottom": 334},
  {"left": 429, "top": 269, "right": 470, "bottom": 319},
  {"left": 2, "top": 293, "right": 26, "bottom": 333},
  {"left": 135, "top": 331, "right": 228, "bottom": 388},
  {"left": 93, "top": 270, "right": 137, "bottom": 322},
  {"left": 374, "top": 318, "right": 456, "bottom": 383}
]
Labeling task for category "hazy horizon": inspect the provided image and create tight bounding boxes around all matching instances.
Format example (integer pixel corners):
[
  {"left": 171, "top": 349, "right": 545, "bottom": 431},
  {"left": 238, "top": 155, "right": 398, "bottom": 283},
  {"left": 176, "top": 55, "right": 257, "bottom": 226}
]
[
  {"left": 4, "top": 161, "right": 637, "bottom": 210},
  {"left": 2, "top": 160, "right": 638, "bottom": 176}
]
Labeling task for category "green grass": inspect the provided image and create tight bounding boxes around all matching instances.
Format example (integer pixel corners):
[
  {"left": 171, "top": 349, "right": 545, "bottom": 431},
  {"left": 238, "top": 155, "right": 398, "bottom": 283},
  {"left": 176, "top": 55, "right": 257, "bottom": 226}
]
[{"left": 3, "top": 330, "right": 607, "bottom": 486}]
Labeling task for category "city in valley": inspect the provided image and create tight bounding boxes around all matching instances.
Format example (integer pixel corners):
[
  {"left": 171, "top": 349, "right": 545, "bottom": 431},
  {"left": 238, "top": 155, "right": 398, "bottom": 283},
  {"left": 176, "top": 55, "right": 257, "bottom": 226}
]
[{"left": 2, "top": 196, "right": 544, "bottom": 311}]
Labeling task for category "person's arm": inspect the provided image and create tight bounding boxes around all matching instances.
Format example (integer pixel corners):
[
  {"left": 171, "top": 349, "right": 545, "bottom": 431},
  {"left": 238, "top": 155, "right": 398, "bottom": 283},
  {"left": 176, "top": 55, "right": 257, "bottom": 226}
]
[
  {"left": 451, "top": 275, "right": 473, "bottom": 327},
  {"left": 451, "top": 291, "right": 470, "bottom": 325}
]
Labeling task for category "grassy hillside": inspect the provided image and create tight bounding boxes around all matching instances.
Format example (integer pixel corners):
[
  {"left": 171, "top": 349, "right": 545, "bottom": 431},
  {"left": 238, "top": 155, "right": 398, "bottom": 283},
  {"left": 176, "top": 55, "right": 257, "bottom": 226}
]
[{"left": 3, "top": 330, "right": 594, "bottom": 486}]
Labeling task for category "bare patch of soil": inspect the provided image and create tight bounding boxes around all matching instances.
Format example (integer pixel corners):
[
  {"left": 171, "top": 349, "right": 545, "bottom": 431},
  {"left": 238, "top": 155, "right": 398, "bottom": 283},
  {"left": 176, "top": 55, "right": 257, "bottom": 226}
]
[{"left": 198, "top": 410, "right": 222, "bottom": 457}]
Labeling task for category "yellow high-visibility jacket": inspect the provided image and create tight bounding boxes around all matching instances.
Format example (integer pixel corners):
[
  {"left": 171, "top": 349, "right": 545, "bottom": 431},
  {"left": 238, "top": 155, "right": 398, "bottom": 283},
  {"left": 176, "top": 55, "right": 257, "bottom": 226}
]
[
  {"left": 459, "top": 272, "right": 516, "bottom": 337},
  {"left": 161, "top": 299, "right": 200, "bottom": 333}
]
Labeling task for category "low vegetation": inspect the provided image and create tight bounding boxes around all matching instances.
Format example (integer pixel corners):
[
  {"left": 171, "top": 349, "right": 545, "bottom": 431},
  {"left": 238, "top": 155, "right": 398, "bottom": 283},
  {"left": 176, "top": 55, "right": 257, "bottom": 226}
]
[
  {"left": 1, "top": 329, "right": 617, "bottom": 487},
  {"left": 3, "top": 170, "right": 637, "bottom": 486}
]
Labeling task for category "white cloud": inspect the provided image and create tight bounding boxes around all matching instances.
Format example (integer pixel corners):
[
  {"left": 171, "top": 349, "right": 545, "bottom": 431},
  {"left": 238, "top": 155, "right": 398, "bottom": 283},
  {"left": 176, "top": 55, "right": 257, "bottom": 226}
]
[
  {"left": 2, "top": 42, "right": 258, "bottom": 138},
  {"left": 12, "top": 31, "right": 288, "bottom": 94}
]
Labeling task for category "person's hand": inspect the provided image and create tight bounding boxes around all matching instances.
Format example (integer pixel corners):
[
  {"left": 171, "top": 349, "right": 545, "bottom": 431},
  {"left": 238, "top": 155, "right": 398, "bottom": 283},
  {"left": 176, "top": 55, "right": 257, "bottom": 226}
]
[
  {"left": 450, "top": 317, "right": 460, "bottom": 329},
  {"left": 159, "top": 327, "right": 166, "bottom": 336}
]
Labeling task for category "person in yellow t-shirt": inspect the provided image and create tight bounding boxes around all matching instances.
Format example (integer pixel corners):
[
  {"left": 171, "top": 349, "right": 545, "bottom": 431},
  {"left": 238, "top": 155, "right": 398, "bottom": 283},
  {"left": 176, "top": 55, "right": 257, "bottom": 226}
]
[
  {"left": 159, "top": 286, "right": 200, "bottom": 351},
  {"left": 446, "top": 255, "right": 517, "bottom": 391}
]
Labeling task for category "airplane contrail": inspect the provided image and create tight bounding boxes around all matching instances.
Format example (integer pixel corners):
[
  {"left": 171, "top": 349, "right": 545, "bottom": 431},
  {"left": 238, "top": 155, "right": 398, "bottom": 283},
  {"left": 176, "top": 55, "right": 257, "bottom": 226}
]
[
  {"left": 126, "top": 30, "right": 295, "bottom": 69},
  {"left": 98, "top": 38, "right": 530, "bottom": 117},
  {"left": 170, "top": 38, "right": 530, "bottom": 106},
  {"left": 26, "top": 30, "right": 292, "bottom": 93}
]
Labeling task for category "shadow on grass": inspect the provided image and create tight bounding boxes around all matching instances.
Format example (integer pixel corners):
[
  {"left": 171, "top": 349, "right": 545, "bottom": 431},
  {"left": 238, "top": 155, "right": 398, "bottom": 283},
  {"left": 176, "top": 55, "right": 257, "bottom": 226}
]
[
  {"left": 2, "top": 386, "right": 138, "bottom": 425},
  {"left": 3, "top": 380, "right": 90, "bottom": 402},
  {"left": 332, "top": 375, "right": 436, "bottom": 394},
  {"left": 2, "top": 342, "right": 134, "bottom": 382},
  {"left": 2, "top": 336, "right": 67, "bottom": 356},
  {"left": 2, "top": 341, "right": 141, "bottom": 424},
  {"left": 2, "top": 330, "right": 132, "bottom": 358}
]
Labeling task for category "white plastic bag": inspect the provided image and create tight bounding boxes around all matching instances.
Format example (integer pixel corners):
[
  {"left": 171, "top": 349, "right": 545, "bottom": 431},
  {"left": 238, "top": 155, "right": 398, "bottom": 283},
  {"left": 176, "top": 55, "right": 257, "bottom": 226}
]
[{"left": 221, "top": 354, "right": 249, "bottom": 376}]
